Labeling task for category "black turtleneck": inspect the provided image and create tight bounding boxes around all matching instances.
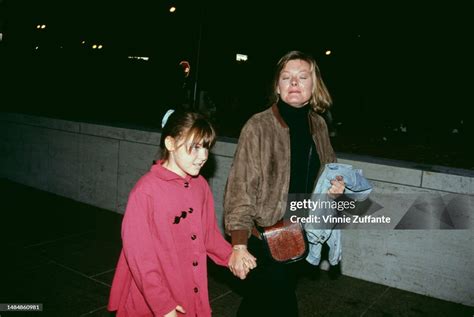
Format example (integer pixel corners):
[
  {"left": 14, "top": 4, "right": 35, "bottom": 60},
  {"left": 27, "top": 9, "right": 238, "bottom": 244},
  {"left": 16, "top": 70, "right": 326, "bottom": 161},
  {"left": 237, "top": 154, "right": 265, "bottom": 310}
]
[{"left": 277, "top": 99, "right": 320, "bottom": 194}]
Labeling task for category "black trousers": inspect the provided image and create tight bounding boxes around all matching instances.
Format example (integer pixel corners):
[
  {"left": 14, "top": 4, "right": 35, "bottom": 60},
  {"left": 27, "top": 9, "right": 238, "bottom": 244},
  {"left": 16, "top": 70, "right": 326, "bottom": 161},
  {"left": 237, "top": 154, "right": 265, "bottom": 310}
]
[{"left": 236, "top": 236, "right": 300, "bottom": 317}]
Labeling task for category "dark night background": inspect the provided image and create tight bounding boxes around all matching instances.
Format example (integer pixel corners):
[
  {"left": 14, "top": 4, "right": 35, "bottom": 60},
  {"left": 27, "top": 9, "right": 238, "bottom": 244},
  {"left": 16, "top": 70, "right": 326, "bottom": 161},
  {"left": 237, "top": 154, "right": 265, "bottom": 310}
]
[{"left": 0, "top": 0, "right": 472, "bottom": 169}]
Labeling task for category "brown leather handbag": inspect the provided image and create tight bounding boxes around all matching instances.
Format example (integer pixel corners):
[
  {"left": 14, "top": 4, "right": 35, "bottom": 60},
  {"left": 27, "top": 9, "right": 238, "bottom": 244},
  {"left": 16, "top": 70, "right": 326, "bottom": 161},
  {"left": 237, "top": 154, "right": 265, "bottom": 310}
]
[{"left": 258, "top": 219, "right": 309, "bottom": 264}]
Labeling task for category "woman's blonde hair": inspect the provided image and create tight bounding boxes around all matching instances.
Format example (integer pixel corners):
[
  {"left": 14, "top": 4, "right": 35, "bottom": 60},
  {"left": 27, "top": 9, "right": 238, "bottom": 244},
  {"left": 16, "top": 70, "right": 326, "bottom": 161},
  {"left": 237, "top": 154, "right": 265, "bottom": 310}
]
[{"left": 270, "top": 50, "right": 332, "bottom": 113}]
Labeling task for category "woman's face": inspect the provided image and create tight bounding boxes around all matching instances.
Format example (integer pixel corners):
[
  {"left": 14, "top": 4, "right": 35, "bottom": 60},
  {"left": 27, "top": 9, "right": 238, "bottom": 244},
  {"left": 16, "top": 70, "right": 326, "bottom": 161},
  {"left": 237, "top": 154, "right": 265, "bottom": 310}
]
[{"left": 277, "top": 59, "right": 313, "bottom": 108}]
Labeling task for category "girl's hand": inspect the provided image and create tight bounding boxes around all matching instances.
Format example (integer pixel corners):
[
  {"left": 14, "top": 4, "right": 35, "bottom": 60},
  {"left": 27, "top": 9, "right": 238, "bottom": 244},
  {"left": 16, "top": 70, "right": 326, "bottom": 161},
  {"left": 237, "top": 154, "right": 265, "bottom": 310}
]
[
  {"left": 328, "top": 175, "right": 345, "bottom": 199},
  {"left": 164, "top": 305, "right": 186, "bottom": 317}
]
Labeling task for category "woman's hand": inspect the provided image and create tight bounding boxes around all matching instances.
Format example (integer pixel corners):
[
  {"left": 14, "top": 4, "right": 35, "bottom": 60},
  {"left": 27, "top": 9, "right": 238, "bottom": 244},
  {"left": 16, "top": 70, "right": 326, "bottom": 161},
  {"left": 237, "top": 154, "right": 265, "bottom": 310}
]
[
  {"left": 228, "top": 245, "right": 257, "bottom": 280},
  {"left": 328, "top": 175, "right": 345, "bottom": 199},
  {"left": 164, "top": 305, "right": 186, "bottom": 317}
]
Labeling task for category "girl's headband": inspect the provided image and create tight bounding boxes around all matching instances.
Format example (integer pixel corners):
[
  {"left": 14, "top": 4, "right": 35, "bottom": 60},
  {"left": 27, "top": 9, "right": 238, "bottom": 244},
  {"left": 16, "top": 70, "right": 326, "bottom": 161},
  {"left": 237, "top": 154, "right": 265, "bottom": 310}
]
[{"left": 161, "top": 109, "right": 175, "bottom": 128}]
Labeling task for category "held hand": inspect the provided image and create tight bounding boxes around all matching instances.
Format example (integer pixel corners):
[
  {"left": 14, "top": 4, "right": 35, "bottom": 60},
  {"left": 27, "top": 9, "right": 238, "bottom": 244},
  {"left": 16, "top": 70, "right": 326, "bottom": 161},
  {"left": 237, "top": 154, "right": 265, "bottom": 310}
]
[
  {"left": 328, "top": 175, "right": 345, "bottom": 199},
  {"left": 164, "top": 305, "right": 186, "bottom": 317},
  {"left": 228, "top": 245, "right": 257, "bottom": 280}
]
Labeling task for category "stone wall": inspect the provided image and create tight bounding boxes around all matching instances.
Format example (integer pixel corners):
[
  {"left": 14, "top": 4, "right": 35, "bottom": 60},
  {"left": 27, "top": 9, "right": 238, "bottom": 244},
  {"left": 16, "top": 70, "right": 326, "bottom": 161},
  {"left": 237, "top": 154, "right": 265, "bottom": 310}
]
[{"left": 1, "top": 112, "right": 472, "bottom": 306}]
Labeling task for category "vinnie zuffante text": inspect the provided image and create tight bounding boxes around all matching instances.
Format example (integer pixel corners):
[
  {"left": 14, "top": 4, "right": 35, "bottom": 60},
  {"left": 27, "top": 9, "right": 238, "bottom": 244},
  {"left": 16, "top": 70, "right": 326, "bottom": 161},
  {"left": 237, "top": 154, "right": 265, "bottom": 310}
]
[{"left": 290, "top": 214, "right": 391, "bottom": 224}]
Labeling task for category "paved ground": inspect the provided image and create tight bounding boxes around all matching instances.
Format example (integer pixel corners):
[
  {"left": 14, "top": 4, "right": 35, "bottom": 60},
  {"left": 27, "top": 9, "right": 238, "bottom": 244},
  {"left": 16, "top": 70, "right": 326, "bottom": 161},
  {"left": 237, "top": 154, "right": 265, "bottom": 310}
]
[{"left": 1, "top": 178, "right": 473, "bottom": 316}]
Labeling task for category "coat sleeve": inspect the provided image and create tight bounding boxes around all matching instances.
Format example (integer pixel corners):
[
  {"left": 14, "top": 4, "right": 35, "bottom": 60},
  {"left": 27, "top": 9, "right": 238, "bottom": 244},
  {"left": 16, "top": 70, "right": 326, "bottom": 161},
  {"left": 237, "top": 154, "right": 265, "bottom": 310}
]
[
  {"left": 202, "top": 182, "right": 232, "bottom": 266},
  {"left": 121, "top": 189, "right": 177, "bottom": 316},
  {"left": 223, "top": 120, "right": 261, "bottom": 241}
]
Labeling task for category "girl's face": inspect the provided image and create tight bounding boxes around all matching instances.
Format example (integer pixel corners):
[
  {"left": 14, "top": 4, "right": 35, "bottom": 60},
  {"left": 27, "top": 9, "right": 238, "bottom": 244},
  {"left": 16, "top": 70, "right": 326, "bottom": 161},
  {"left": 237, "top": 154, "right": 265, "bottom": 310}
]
[
  {"left": 277, "top": 59, "right": 313, "bottom": 108},
  {"left": 163, "top": 134, "right": 209, "bottom": 177}
]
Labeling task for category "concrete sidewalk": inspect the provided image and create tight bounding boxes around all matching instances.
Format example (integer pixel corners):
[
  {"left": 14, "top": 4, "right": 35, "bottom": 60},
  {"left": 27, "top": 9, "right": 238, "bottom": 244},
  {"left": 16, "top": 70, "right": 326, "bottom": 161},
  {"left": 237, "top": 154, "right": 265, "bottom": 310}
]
[{"left": 1, "top": 178, "right": 472, "bottom": 317}]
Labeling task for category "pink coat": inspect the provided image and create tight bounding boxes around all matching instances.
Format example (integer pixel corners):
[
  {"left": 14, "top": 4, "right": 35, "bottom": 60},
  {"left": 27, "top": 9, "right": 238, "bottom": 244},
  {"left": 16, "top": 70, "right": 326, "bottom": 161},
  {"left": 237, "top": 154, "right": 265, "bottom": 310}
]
[{"left": 108, "top": 163, "right": 232, "bottom": 316}]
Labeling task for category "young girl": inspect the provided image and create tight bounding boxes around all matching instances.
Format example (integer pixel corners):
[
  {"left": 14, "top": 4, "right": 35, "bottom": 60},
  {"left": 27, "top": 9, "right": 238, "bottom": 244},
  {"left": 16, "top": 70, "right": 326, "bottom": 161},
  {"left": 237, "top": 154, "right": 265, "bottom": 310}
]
[{"left": 108, "top": 110, "right": 236, "bottom": 317}]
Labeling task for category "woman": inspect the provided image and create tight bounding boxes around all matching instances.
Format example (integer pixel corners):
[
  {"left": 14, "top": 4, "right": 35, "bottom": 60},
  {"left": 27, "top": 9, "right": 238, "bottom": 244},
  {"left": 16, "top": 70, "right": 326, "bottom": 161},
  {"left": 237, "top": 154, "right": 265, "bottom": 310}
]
[{"left": 224, "top": 51, "right": 345, "bottom": 316}]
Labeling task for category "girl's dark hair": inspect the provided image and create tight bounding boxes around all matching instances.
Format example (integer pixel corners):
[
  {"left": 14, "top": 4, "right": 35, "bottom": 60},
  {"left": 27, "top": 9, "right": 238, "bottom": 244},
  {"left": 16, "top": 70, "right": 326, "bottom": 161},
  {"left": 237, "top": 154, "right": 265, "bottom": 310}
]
[{"left": 159, "top": 111, "right": 216, "bottom": 161}]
